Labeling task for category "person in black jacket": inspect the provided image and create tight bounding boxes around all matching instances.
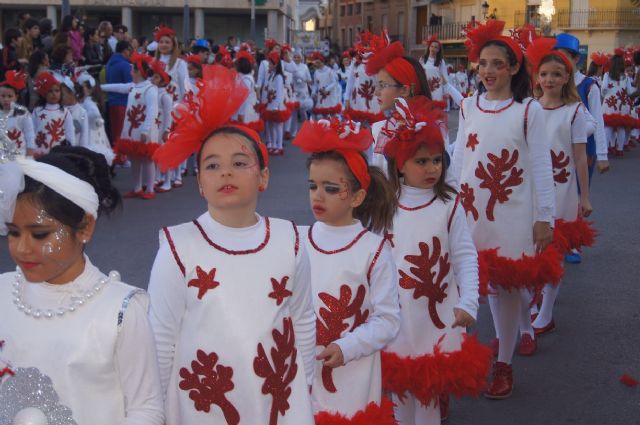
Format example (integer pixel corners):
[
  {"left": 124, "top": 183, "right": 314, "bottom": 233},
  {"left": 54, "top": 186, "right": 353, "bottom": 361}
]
[
  {"left": 1, "top": 28, "right": 25, "bottom": 80},
  {"left": 82, "top": 27, "right": 103, "bottom": 78}
]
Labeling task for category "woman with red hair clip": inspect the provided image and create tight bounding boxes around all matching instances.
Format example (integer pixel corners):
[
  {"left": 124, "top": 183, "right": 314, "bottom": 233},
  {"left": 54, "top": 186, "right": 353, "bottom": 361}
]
[
  {"left": 601, "top": 48, "right": 635, "bottom": 157},
  {"left": 149, "top": 65, "right": 316, "bottom": 425},
  {"left": 0, "top": 70, "right": 34, "bottom": 156},
  {"left": 261, "top": 51, "right": 291, "bottom": 155},
  {"left": 293, "top": 118, "right": 400, "bottom": 425},
  {"left": 449, "top": 20, "right": 558, "bottom": 399},
  {"left": 312, "top": 52, "right": 342, "bottom": 118},
  {"left": 381, "top": 96, "right": 491, "bottom": 425}
]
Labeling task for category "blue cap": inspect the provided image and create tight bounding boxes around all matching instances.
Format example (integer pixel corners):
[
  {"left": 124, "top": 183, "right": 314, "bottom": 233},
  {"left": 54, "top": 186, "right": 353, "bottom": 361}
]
[
  {"left": 194, "top": 39, "right": 210, "bottom": 49},
  {"left": 554, "top": 33, "right": 580, "bottom": 55}
]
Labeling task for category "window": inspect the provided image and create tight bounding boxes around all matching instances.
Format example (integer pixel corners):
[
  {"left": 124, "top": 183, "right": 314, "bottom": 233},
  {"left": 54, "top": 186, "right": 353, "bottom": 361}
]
[
  {"left": 348, "top": 27, "right": 353, "bottom": 47},
  {"left": 342, "top": 28, "right": 346, "bottom": 48},
  {"left": 340, "top": 5, "right": 345, "bottom": 16},
  {"left": 381, "top": 14, "right": 388, "bottom": 29},
  {"left": 397, "top": 12, "right": 404, "bottom": 37},
  {"left": 355, "top": 3, "right": 361, "bottom": 14},
  {"left": 347, "top": 4, "right": 353, "bottom": 16}
]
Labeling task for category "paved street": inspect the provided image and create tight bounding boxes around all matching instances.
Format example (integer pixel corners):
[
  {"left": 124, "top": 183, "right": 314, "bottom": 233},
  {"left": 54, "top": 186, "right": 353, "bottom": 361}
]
[{"left": 1, "top": 112, "right": 639, "bottom": 424}]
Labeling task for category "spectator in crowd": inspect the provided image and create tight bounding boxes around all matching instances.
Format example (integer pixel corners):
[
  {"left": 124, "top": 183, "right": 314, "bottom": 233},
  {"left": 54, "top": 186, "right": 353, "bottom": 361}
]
[
  {"left": 112, "top": 24, "right": 128, "bottom": 49},
  {"left": 60, "top": 15, "right": 84, "bottom": 63},
  {"left": 1, "top": 29, "right": 25, "bottom": 79},
  {"left": 131, "top": 36, "right": 149, "bottom": 54},
  {"left": 191, "top": 38, "right": 211, "bottom": 63},
  {"left": 17, "top": 19, "right": 42, "bottom": 62},
  {"left": 27, "top": 49, "right": 50, "bottom": 109},
  {"left": 39, "top": 18, "right": 54, "bottom": 55},
  {"left": 52, "top": 31, "right": 70, "bottom": 53},
  {"left": 105, "top": 40, "right": 132, "bottom": 147},
  {"left": 49, "top": 45, "right": 74, "bottom": 77},
  {"left": 82, "top": 27, "right": 103, "bottom": 78},
  {"left": 97, "top": 24, "right": 113, "bottom": 64},
  {"left": 17, "top": 13, "right": 31, "bottom": 31}
]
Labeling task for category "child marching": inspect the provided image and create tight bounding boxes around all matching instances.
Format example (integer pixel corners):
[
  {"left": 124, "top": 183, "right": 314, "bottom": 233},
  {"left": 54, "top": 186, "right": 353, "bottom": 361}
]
[
  {"left": 0, "top": 71, "right": 34, "bottom": 156},
  {"left": 312, "top": 52, "right": 342, "bottom": 119},
  {"left": 233, "top": 49, "right": 264, "bottom": 133},
  {"left": 31, "top": 72, "right": 75, "bottom": 156},
  {"left": 261, "top": 51, "right": 291, "bottom": 156}
]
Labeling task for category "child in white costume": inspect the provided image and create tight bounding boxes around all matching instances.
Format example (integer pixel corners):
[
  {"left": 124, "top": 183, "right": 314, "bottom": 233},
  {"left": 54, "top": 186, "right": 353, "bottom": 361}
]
[
  {"left": 380, "top": 97, "right": 490, "bottom": 425},
  {"left": 261, "top": 52, "right": 291, "bottom": 156},
  {"left": 0, "top": 71, "right": 34, "bottom": 156},
  {"left": 601, "top": 49, "right": 635, "bottom": 156},
  {"left": 421, "top": 35, "right": 463, "bottom": 111},
  {"left": 233, "top": 50, "right": 265, "bottom": 133},
  {"left": 293, "top": 118, "right": 400, "bottom": 424},
  {"left": 60, "top": 77, "right": 89, "bottom": 149},
  {"left": 0, "top": 146, "right": 163, "bottom": 425},
  {"left": 149, "top": 66, "right": 316, "bottom": 425},
  {"left": 149, "top": 60, "right": 176, "bottom": 193},
  {"left": 77, "top": 72, "right": 115, "bottom": 165},
  {"left": 312, "top": 52, "right": 342, "bottom": 118},
  {"left": 31, "top": 72, "right": 75, "bottom": 156}
]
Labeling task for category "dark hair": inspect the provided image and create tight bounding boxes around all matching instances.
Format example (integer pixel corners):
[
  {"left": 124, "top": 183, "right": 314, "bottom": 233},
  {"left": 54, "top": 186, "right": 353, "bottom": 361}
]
[
  {"left": 634, "top": 50, "right": 640, "bottom": 66},
  {"left": 197, "top": 126, "right": 266, "bottom": 170},
  {"left": 37, "top": 85, "right": 63, "bottom": 108},
  {"left": 83, "top": 27, "right": 96, "bottom": 43},
  {"left": 28, "top": 50, "right": 48, "bottom": 77},
  {"left": 306, "top": 151, "right": 397, "bottom": 233},
  {"left": 3, "top": 28, "right": 22, "bottom": 46},
  {"left": 424, "top": 41, "right": 443, "bottom": 67},
  {"left": 270, "top": 58, "right": 284, "bottom": 80},
  {"left": 19, "top": 146, "right": 122, "bottom": 231},
  {"left": 24, "top": 18, "right": 40, "bottom": 31},
  {"left": 60, "top": 15, "right": 76, "bottom": 33},
  {"left": 52, "top": 31, "right": 69, "bottom": 48},
  {"left": 51, "top": 45, "right": 72, "bottom": 65},
  {"left": 609, "top": 55, "right": 625, "bottom": 81},
  {"left": 114, "top": 24, "right": 128, "bottom": 34},
  {"left": 115, "top": 40, "right": 131, "bottom": 53},
  {"left": 586, "top": 61, "right": 601, "bottom": 78},
  {"left": 478, "top": 40, "right": 531, "bottom": 102},
  {"left": 388, "top": 55, "right": 433, "bottom": 99},
  {"left": 235, "top": 57, "right": 253, "bottom": 75},
  {"left": 39, "top": 18, "right": 53, "bottom": 36},
  {"left": 386, "top": 150, "right": 456, "bottom": 203}
]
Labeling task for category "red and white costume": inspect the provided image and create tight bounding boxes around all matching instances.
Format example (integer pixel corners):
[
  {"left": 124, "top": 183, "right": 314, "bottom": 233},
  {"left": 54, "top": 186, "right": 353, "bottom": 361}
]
[
  {"left": 82, "top": 97, "right": 115, "bottom": 165},
  {"left": 1, "top": 103, "right": 34, "bottom": 156},
  {"left": 67, "top": 103, "right": 89, "bottom": 148},
  {"left": 301, "top": 222, "right": 399, "bottom": 423},
  {"left": 313, "top": 65, "right": 342, "bottom": 116},
  {"left": 158, "top": 55, "right": 188, "bottom": 105},
  {"left": 261, "top": 72, "right": 290, "bottom": 123},
  {"left": 454, "top": 70, "right": 469, "bottom": 97},
  {"left": 148, "top": 213, "right": 316, "bottom": 425},
  {"left": 345, "top": 61, "right": 383, "bottom": 125},
  {"left": 601, "top": 72, "right": 635, "bottom": 151},
  {"left": 423, "top": 57, "right": 447, "bottom": 104},
  {"left": 30, "top": 104, "right": 75, "bottom": 156},
  {"left": 233, "top": 73, "right": 264, "bottom": 132}
]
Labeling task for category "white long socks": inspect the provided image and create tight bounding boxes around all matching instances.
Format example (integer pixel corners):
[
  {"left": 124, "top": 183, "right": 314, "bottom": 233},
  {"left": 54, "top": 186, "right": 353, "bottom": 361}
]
[
  {"left": 532, "top": 282, "right": 561, "bottom": 329},
  {"left": 264, "top": 121, "right": 273, "bottom": 148},
  {"left": 273, "top": 122, "right": 284, "bottom": 150},
  {"left": 605, "top": 126, "right": 629, "bottom": 151},
  {"left": 489, "top": 288, "right": 521, "bottom": 364},
  {"left": 142, "top": 159, "right": 155, "bottom": 193},
  {"left": 392, "top": 394, "right": 439, "bottom": 425},
  {"left": 131, "top": 159, "right": 143, "bottom": 192},
  {"left": 488, "top": 294, "right": 500, "bottom": 340},
  {"left": 519, "top": 289, "right": 534, "bottom": 337}
]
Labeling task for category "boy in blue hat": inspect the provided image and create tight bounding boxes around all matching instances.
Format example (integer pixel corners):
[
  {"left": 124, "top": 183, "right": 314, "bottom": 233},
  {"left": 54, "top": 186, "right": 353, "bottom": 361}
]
[{"left": 191, "top": 38, "right": 211, "bottom": 64}]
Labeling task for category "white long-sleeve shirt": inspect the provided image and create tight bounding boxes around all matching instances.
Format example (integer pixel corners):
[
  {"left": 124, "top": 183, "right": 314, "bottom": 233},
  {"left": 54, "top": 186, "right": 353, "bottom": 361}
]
[
  {"left": 303, "top": 221, "right": 400, "bottom": 364},
  {"left": 159, "top": 54, "right": 188, "bottom": 101},
  {"left": 576, "top": 71, "right": 608, "bottom": 161},
  {"left": 265, "top": 73, "right": 285, "bottom": 111},
  {"left": 256, "top": 59, "right": 270, "bottom": 90},
  {"left": 451, "top": 94, "right": 555, "bottom": 223},
  {"left": 101, "top": 81, "right": 158, "bottom": 137},
  {"left": 157, "top": 88, "right": 173, "bottom": 134},
  {"left": 67, "top": 103, "right": 89, "bottom": 148},
  {"left": 1, "top": 104, "right": 34, "bottom": 154},
  {"left": 147, "top": 213, "right": 317, "bottom": 392}
]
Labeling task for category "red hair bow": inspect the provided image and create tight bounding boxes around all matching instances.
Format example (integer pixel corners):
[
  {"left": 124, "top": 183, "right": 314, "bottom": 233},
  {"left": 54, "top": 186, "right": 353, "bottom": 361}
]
[
  {"left": 590, "top": 52, "right": 608, "bottom": 66},
  {"left": 365, "top": 40, "right": 423, "bottom": 95},
  {"left": 525, "top": 37, "right": 573, "bottom": 73},
  {"left": 185, "top": 54, "right": 202, "bottom": 66},
  {"left": 34, "top": 72, "right": 60, "bottom": 97},
  {"left": 381, "top": 96, "right": 447, "bottom": 170},
  {"left": 311, "top": 51, "right": 325, "bottom": 62},
  {"left": 464, "top": 19, "right": 523, "bottom": 64},
  {"left": 215, "top": 46, "right": 233, "bottom": 68},
  {"left": 509, "top": 24, "right": 540, "bottom": 52},
  {"left": 614, "top": 47, "right": 625, "bottom": 57},
  {"left": 355, "top": 30, "right": 389, "bottom": 64},
  {"left": 130, "top": 52, "right": 153, "bottom": 77},
  {"left": 265, "top": 38, "right": 279, "bottom": 51},
  {"left": 149, "top": 59, "right": 171, "bottom": 84},
  {"left": 153, "top": 65, "right": 256, "bottom": 172},
  {"left": 1, "top": 70, "right": 27, "bottom": 91},
  {"left": 281, "top": 43, "right": 292, "bottom": 54},
  {"left": 293, "top": 117, "right": 373, "bottom": 190},
  {"left": 154, "top": 25, "right": 176, "bottom": 42},
  {"left": 423, "top": 34, "right": 441, "bottom": 47},
  {"left": 236, "top": 49, "right": 256, "bottom": 65}
]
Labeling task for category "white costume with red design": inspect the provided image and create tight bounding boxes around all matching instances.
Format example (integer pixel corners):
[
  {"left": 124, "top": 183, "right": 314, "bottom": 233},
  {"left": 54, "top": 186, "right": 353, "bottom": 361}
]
[
  {"left": 149, "top": 213, "right": 316, "bottom": 425},
  {"left": 159, "top": 55, "right": 188, "bottom": 104},
  {"left": 383, "top": 186, "right": 486, "bottom": 425},
  {"left": 233, "top": 73, "right": 263, "bottom": 131},
  {"left": 1, "top": 103, "right": 34, "bottom": 156},
  {"left": 67, "top": 103, "right": 89, "bottom": 148},
  {"left": 454, "top": 71, "right": 469, "bottom": 96},
  {"left": 0, "top": 257, "right": 164, "bottom": 424},
  {"left": 344, "top": 62, "right": 383, "bottom": 125},
  {"left": 30, "top": 104, "right": 75, "bottom": 156},
  {"left": 301, "top": 222, "right": 399, "bottom": 422},
  {"left": 423, "top": 57, "right": 446, "bottom": 102},
  {"left": 312, "top": 65, "right": 341, "bottom": 116},
  {"left": 261, "top": 72, "right": 290, "bottom": 122},
  {"left": 157, "top": 87, "right": 174, "bottom": 136},
  {"left": 601, "top": 73, "right": 635, "bottom": 151},
  {"left": 82, "top": 97, "right": 115, "bottom": 165}
]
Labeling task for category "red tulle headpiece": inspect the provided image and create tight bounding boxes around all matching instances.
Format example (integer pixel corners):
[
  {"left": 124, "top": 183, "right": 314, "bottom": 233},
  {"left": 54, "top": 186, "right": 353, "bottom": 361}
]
[
  {"left": 365, "top": 41, "right": 423, "bottom": 95},
  {"left": 154, "top": 24, "right": 176, "bottom": 41},
  {"left": 130, "top": 52, "right": 153, "bottom": 77},
  {"left": 215, "top": 46, "right": 233, "bottom": 68},
  {"left": 464, "top": 19, "right": 523, "bottom": 63},
  {"left": 293, "top": 117, "right": 373, "bottom": 191},
  {"left": 423, "top": 34, "right": 441, "bottom": 47},
  {"left": 34, "top": 72, "right": 60, "bottom": 97},
  {"left": 185, "top": 54, "right": 202, "bottom": 66},
  {"left": 311, "top": 51, "right": 326, "bottom": 62},
  {"left": 590, "top": 52, "right": 609, "bottom": 66},
  {"left": 153, "top": 65, "right": 263, "bottom": 172},
  {"left": 381, "top": 96, "right": 447, "bottom": 170},
  {"left": 236, "top": 49, "right": 256, "bottom": 65},
  {"left": 268, "top": 51, "right": 281, "bottom": 65},
  {"left": 281, "top": 43, "right": 292, "bottom": 54},
  {"left": 1, "top": 70, "right": 27, "bottom": 91},
  {"left": 239, "top": 42, "right": 252, "bottom": 52},
  {"left": 614, "top": 47, "right": 625, "bottom": 57},
  {"left": 149, "top": 59, "right": 171, "bottom": 84},
  {"left": 525, "top": 37, "right": 573, "bottom": 73},
  {"left": 355, "top": 30, "right": 389, "bottom": 64},
  {"left": 509, "top": 24, "right": 540, "bottom": 52},
  {"left": 265, "top": 38, "right": 278, "bottom": 50}
]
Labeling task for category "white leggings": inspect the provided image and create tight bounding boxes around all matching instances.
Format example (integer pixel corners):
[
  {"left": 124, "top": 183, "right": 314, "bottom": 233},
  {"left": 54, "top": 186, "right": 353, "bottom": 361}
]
[
  {"left": 488, "top": 288, "right": 521, "bottom": 364},
  {"left": 267, "top": 121, "right": 284, "bottom": 149},
  {"left": 131, "top": 158, "right": 155, "bottom": 193},
  {"left": 392, "top": 394, "right": 439, "bottom": 425},
  {"left": 532, "top": 282, "right": 562, "bottom": 329},
  {"left": 605, "top": 126, "right": 629, "bottom": 151}
]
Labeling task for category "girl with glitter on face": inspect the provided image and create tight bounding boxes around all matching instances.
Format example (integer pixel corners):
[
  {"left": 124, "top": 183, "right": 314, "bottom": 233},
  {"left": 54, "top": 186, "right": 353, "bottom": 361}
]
[{"left": 0, "top": 146, "right": 164, "bottom": 425}]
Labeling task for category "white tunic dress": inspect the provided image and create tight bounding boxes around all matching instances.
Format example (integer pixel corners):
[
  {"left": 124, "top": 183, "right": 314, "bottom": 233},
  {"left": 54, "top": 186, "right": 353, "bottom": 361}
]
[
  {"left": 82, "top": 97, "right": 114, "bottom": 165},
  {"left": 67, "top": 103, "right": 89, "bottom": 148},
  {"left": 344, "top": 62, "right": 382, "bottom": 125},
  {"left": 423, "top": 57, "right": 446, "bottom": 102},
  {"left": 312, "top": 66, "right": 341, "bottom": 115},
  {"left": 0, "top": 104, "right": 34, "bottom": 156},
  {"left": 30, "top": 104, "right": 75, "bottom": 156},
  {"left": 233, "top": 73, "right": 262, "bottom": 131},
  {"left": 601, "top": 73, "right": 634, "bottom": 126}
]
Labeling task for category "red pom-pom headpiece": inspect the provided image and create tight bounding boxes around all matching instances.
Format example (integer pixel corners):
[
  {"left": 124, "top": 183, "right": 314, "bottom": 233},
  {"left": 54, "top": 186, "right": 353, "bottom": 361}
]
[
  {"left": 34, "top": 72, "right": 60, "bottom": 97},
  {"left": 293, "top": 117, "right": 373, "bottom": 191},
  {"left": 311, "top": 51, "right": 325, "bottom": 62},
  {"left": 423, "top": 34, "right": 441, "bottom": 47},
  {"left": 154, "top": 25, "right": 176, "bottom": 42},
  {"left": 215, "top": 46, "right": 233, "bottom": 68},
  {"left": 185, "top": 54, "right": 202, "bottom": 66},
  {"left": 509, "top": 24, "right": 540, "bottom": 52},
  {"left": 268, "top": 51, "right": 281, "bottom": 65},
  {"left": 281, "top": 43, "right": 292, "bottom": 54},
  {"left": 525, "top": 37, "right": 573, "bottom": 73},
  {"left": 614, "top": 47, "right": 625, "bottom": 57},
  {"left": 590, "top": 52, "right": 608, "bottom": 66},
  {"left": 365, "top": 40, "right": 424, "bottom": 95},
  {"left": 1, "top": 70, "right": 27, "bottom": 91},
  {"left": 355, "top": 30, "right": 390, "bottom": 64},
  {"left": 381, "top": 96, "right": 447, "bottom": 170},
  {"left": 150, "top": 59, "right": 171, "bottom": 84},
  {"left": 153, "top": 65, "right": 267, "bottom": 172},
  {"left": 236, "top": 49, "right": 256, "bottom": 65},
  {"left": 464, "top": 20, "right": 523, "bottom": 64},
  {"left": 130, "top": 52, "right": 153, "bottom": 77},
  {"left": 265, "top": 38, "right": 279, "bottom": 50}
]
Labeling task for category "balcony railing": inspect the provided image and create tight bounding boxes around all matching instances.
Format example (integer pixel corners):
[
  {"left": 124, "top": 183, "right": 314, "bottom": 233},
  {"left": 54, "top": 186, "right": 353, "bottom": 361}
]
[
  {"left": 555, "top": 9, "right": 640, "bottom": 29},
  {"left": 514, "top": 11, "right": 542, "bottom": 28},
  {"left": 422, "top": 22, "right": 467, "bottom": 42}
]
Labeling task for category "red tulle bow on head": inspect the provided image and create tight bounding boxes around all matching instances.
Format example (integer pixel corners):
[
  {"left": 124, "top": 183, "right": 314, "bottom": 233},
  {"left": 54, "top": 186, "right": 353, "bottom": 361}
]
[
  {"left": 185, "top": 54, "right": 202, "bottom": 66},
  {"left": 1, "top": 70, "right": 27, "bottom": 91},
  {"left": 34, "top": 72, "right": 60, "bottom": 97},
  {"left": 590, "top": 52, "right": 609, "bottom": 66},
  {"left": 464, "top": 19, "right": 523, "bottom": 64},
  {"left": 268, "top": 51, "right": 281, "bottom": 65},
  {"left": 614, "top": 47, "right": 625, "bottom": 57},
  {"left": 281, "top": 43, "right": 292, "bottom": 54},
  {"left": 236, "top": 49, "right": 256, "bottom": 65},
  {"left": 265, "top": 38, "right": 279, "bottom": 50},
  {"left": 355, "top": 30, "right": 390, "bottom": 64},
  {"left": 239, "top": 42, "right": 252, "bottom": 52},
  {"left": 365, "top": 40, "right": 423, "bottom": 95},
  {"left": 150, "top": 59, "right": 171, "bottom": 84},
  {"left": 525, "top": 37, "right": 573, "bottom": 73},
  {"left": 311, "top": 51, "right": 326, "bottom": 62},
  {"left": 423, "top": 34, "right": 441, "bottom": 47},
  {"left": 382, "top": 96, "right": 447, "bottom": 170},
  {"left": 153, "top": 65, "right": 261, "bottom": 172},
  {"left": 154, "top": 24, "right": 176, "bottom": 41},
  {"left": 509, "top": 24, "right": 540, "bottom": 52},
  {"left": 293, "top": 117, "right": 373, "bottom": 191},
  {"left": 130, "top": 52, "right": 153, "bottom": 77},
  {"left": 215, "top": 46, "right": 233, "bottom": 68}
]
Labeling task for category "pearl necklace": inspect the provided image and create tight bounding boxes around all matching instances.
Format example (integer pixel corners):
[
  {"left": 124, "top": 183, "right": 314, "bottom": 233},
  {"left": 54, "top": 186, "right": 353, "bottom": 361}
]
[{"left": 12, "top": 269, "right": 120, "bottom": 319}]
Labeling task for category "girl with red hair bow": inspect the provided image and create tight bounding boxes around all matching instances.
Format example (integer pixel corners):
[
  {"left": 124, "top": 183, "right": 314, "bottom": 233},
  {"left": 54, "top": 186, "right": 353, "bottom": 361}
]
[
  {"left": 261, "top": 51, "right": 291, "bottom": 155},
  {"left": 101, "top": 52, "right": 159, "bottom": 200},
  {"left": 292, "top": 118, "right": 400, "bottom": 425},
  {"left": 421, "top": 35, "right": 463, "bottom": 113},
  {"left": 601, "top": 49, "right": 635, "bottom": 157},
  {"left": 312, "top": 52, "right": 342, "bottom": 118},
  {"left": 256, "top": 40, "right": 281, "bottom": 111},
  {"left": 381, "top": 96, "right": 490, "bottom": 425},
  {"left": 232, "top": 49, "right": 264, "bottom": 133},
  {"left": 0, "top": 70, "right": 34, "bottom": 156},
  {"left": 148, "top": 65, "right": 317, "bottom": 425},
  {"left": 450, "top": 19, "right": 558, "bottom": 399}
]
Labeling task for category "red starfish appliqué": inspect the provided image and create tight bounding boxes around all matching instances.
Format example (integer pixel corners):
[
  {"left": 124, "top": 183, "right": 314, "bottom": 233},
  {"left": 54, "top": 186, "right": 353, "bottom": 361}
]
[
  {"left": 188, "top": 266, "right": 220, "bottom": 300},
  {"left": 466, "top": 133, "right": 479, "bottom": 151},
  {"left": 39, "top": 113, "right": 46, "bottom": 120},
  {"left": 269, "top": 276, "right": 292, "bottom": 306},
  {"left": 134, "top": 93, "right": 142, "bottom": 100}
]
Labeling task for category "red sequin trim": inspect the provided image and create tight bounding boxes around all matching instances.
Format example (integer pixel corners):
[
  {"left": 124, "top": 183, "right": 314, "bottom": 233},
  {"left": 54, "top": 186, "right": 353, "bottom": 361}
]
[
  {"left": 308, "top": 224, "right": 368, "bottom": 255},
  {"left": 192, "top": 217, "right": 271, "bottom": 255},
  {"left": 398, "top": 195, "right": 437, "bottom": 211},
  {"left": 523, "top": 99, "right": 534, "bottom": 142},
  {"left": 476, "top": 95, "right": 515, "bottom": 114},
  {"left": 571, "top": 103, "right": 581, "bottom": 124},
  {"left": 367, "top": 238, "right": 387, "bottom": 285},
  {"left": 291, "top": 221, "right": 300, "bottom": 256},
  {"left": 163, "top": 227, "right": 185, "bottom": 276},
  {"left": 447, "top": 195, "right": 460, "bottom": 233}
]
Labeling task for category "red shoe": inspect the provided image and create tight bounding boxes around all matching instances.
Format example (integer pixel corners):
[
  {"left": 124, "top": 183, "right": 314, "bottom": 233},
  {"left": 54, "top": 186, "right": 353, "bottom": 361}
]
[
  {"left": 533, "top": 319, "right": 556, "bottom": 336},
  {"left": 624, "top": 144, "right": 632, "bottom": 151},
  {"left": 439, "top": 394, "right": 449, "bottom": 421},
  {"left": 155, "top": 187, "right": 171, "bottom": 193},
  {"left": 484, "top": 362, "right": 513, "bottom": 399},
  {"left": 140, "top": 192, "right": 156, "bottom": 200},
  {"left": 123, "top": 190, "right": 143, "bottom": 198},
  {"left": 489, "top": 338, "right": 499, "bottom": 357},
  {"left": 615, "top": 150, "right": 624, "bottom": 157},
  {"left": 284, "top": 131, "right": 291, "bottom": 140},
  {"left": 518, "top": 333, "right": 537, "bottom": 356}
]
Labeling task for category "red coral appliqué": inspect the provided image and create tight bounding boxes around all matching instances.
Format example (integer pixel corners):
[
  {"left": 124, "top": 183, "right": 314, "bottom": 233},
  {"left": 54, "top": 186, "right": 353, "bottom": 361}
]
[
  {"left": 7, "top": 129, "right": 22, "bottom": 148},
  {"left": 188, "top": 266, "right": 220, "bottom": 300},
  {"left": 428, "top": 76, "right": 441, "bottom": 92},
  {"left": 45, "top": 118, "right": 65, "bottom": 144},
  {"left": 269, "top": 276, "right": 292, "bottom": 306},
  {"left": 460, "top": 183, "right": 479, "bottom": 221},
  {"left": 357, "top": 80, "right": 376, "bottom": 109},
  {"left": 127, "top": 104, "right": 146, "bottom": 137},
  {"left": 475, "top": 149, "right": 524, "bottom": 221},
  {"left": 551, "top": 150, "right": 570, "bottom": 184},
  {"left": 466, "top": 133, "right": 479, "bottom": 151}
]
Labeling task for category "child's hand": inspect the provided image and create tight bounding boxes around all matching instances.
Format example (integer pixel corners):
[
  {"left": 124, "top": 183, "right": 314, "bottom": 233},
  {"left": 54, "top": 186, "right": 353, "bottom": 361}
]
[
  {"left": 452, "top": 308, "right": 475, "bottom": 328},
  {"left": 533, "top": 221, "right": 553, "bottom": 253},
  {"left": 580, "top": 198, "right": 593, "bottom": 218},
  {"left": 317, "top": 343, "right": 344, "bottom": 368}
]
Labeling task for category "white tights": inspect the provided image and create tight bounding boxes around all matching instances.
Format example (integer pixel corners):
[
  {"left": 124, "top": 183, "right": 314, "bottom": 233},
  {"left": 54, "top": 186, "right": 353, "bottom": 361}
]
[
  {"left": 267, "top": 121, "right": 284, "bottom": 149},
  {"left": 519, "top": 290, "right": 535, "bottom": 337},
  {"left": 532, "top": 282, "right": 561, "bottom": 329},
  {"left": 605, "top": 126, "right": 629, "bottom": 151},
  {"left": 488, "top": 288, "right": 521, "bottom": 364},
  {"left": 131, "top": 159, "right": 155, "bottom": 193},
  {"left": 392, "top": 394, "right": 439, "bottom": 425}
]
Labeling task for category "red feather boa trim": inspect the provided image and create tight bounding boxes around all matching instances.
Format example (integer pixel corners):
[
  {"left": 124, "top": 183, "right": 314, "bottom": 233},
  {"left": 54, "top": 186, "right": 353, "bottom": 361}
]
[
  {"left": 344, "top": 108, "right": 385, "bottom": 124},
  {"left": 261, "top": 109, "right": 292, "bottom": 123},
  {"left": 478, "top": 246, "right": 564, "bottom": 296},
  {"left": 286, "top": 101, "right": 300, "bottom": 110},
  {"left": 603, "top": 113, "right": 640, "bottom": 129},
  {"left": 553, "top": 217, "right": 597, "bottom": 254},
  {"left": 314, "top": 397, "right": 397, "bottom": 425},
  {"left": 313, "top": 105, "right": 343, "bottom": 115},
  {"left": 620, "top": 374, "right": 640, "bottom": 387},
  {"left": 382, "top": 334, "right": 492, "bottom": 407},
  {"left": 115, "top": 139, "right": 160, "bottom": 159}
]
